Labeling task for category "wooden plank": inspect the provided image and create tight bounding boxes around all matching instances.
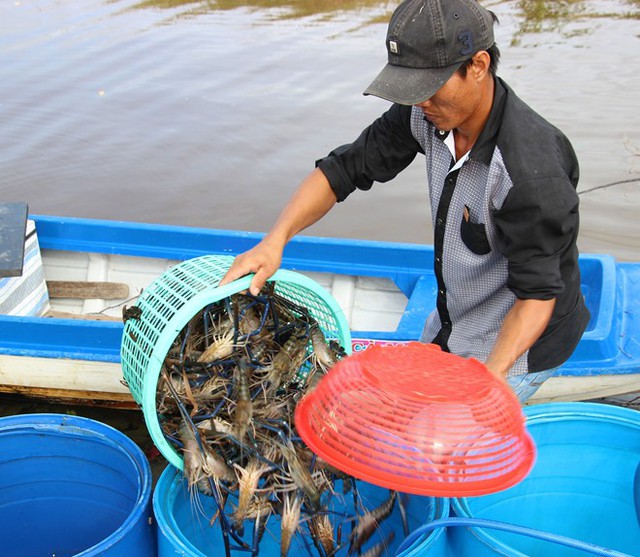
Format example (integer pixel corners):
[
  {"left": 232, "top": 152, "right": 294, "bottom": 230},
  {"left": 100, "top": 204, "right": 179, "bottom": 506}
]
[
  {"left": 528, "top": 374, "right": 640, "bottom": 404},
  {"left": 0, "top": 353, "right": 131, "bottom": 395},
  {"left": 0, "top": 202, "right": 28, "bottom": 278},
  {"left": 45, "top": 310, "right": 122, "bottom": 322},
  {"left": 0, "top": 385, "right": 137, "bottom": 409},
  {"left": 46, "top": 280, "right": 130, "bottom": 300}
]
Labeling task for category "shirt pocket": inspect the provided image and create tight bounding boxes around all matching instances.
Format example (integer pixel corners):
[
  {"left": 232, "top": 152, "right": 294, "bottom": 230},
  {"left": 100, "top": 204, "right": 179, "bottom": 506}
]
[{"left": 460, "top": 205, "right": 491, "bottom": 255}]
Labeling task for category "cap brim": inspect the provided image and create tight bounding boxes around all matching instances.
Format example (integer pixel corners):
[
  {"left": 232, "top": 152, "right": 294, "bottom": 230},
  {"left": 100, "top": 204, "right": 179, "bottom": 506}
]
[{"left": 363, "top": 62, "right": 462, "bottom": 105}]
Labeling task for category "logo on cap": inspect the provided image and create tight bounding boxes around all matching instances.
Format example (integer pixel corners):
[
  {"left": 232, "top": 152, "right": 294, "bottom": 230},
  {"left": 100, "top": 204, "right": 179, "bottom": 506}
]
[
  {"left": 458, "top": 31, "right": 474, "bottom": 56},
  {"left": 389, "top": 40, "right": 399, "bottom": 54}
]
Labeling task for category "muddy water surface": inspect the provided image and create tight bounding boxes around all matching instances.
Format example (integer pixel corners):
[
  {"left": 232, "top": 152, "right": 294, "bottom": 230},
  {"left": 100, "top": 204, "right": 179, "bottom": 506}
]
[{"left": 1, "top": 0, "right": 639, "bottom": 258}]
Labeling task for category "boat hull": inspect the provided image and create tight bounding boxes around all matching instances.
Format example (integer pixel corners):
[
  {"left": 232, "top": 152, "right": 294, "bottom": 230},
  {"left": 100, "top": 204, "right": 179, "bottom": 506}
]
[
  {"left": 1, "top": 347, "right": 637, "bottom": 408},
  {"left": 0, "top": 214, "right": 638, "bottom": 407}
]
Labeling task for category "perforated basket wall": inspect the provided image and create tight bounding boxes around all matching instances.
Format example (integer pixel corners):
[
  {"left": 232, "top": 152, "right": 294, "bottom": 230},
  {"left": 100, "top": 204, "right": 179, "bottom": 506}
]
[
  {"left": 121, "top": 254, "right": 351, "bottom": 469},
  {"left": 295, "top": 342, "right": 536, "bottom": 497}
]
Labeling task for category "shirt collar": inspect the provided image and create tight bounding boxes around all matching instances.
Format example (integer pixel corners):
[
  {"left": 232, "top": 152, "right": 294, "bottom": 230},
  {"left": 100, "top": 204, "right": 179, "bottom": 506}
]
[{"left": 470, "top": 76, "right": 508, "bottom": 166}]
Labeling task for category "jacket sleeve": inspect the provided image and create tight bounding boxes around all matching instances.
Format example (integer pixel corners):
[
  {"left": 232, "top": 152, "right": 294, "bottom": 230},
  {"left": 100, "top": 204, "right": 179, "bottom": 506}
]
[
  {"left": 316, "top": 103, "right": 423, "bottom": 202},
  {"left": 493, "top": 174, "right": 581, "bottom": 300}
]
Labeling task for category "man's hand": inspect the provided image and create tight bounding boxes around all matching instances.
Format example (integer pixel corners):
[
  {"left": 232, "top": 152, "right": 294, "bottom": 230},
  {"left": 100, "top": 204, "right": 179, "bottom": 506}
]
[{"left": 219, "top": 237, "right": 284, "bottom": 296}]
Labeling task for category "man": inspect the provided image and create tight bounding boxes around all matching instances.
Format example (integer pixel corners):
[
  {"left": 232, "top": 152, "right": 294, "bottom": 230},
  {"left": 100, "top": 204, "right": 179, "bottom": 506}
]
[{"left": 220, "top": 0, "right": 590, "bottom": 402}]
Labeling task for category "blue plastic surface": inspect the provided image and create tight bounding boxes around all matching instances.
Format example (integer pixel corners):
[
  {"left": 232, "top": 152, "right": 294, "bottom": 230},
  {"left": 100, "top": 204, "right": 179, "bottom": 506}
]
[
  {"left": 153, "top": 464, "right": 449, "bottom": 557},
  {"left": 568, "top": 255, "right": 618, "bottom": 361},
  {"left": 1, "top": 215, "right": 639, "bottom": 381},
  {"left": 448, "top": 402, "right": 640, "bottom": 556},
  {"left": 0, "top": 414, "right": 155, "bottom": 556}
]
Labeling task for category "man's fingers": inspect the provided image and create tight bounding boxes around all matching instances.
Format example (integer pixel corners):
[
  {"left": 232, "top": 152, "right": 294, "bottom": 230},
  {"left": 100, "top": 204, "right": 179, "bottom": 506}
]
[
  {"left": 218, "top": 246, "right": 280, "bottom": 293},
  {"left": 222, "top": 266, "right": 268, "bottom": 295},
  {"left": 249, "top": 269, "right": 271, "bottom": 296},
  {"left": 219, "top": 260, "right": 253, "bottom": 286}
]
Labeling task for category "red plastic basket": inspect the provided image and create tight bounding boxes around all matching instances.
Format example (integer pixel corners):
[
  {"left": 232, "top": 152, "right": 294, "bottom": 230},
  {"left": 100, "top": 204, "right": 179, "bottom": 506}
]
[{"left": 294, "top": 342, "right": 535, "bottom": 497}]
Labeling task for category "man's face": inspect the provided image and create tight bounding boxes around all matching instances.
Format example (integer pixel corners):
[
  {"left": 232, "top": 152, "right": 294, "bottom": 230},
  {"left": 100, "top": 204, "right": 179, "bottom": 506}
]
[{"left": 413, "top": 66, "right": 484, "bottom": 132}]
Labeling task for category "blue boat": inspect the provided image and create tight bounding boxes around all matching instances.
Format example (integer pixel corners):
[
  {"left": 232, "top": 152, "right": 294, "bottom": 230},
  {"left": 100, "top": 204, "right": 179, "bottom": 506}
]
[{"left": 0, "top": 213, "right": 638, "bottom": 407}]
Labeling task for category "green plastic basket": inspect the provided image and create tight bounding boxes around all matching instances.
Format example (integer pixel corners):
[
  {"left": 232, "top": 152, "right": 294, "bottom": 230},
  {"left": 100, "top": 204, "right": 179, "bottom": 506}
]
[{"left": 120, "top": 254, "right": 351, "bottom": 469}]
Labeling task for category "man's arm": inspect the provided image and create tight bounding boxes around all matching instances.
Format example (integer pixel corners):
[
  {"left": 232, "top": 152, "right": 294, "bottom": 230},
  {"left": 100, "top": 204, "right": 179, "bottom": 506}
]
[
  {"left": 485, "top": 297, "right": 556, "bottom": 380},
  {"left": 219, "top": 168, "right": 337, "bottom": 295},
  {"left": 220, "top": 103, "right": 419, "bottom": 294}
]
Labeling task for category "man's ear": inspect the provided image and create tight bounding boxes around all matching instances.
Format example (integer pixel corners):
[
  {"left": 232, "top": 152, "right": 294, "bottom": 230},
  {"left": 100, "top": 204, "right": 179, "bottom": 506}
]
[{"left": 471, "top": 51, "right": 491, "bottom": 80}]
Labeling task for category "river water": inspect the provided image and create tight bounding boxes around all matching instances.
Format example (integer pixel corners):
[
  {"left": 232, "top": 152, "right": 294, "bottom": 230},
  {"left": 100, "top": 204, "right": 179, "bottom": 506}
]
[
  {"left": 1, "top": 0, "right": 639, "bottom": 260},
  {"left": 1, "top": 0, "right": 639, "bottom": 487}
]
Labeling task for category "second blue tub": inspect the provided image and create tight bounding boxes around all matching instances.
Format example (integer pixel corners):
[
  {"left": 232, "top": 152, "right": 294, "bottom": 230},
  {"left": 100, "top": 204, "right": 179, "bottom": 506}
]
[{"left": 154, "top": 463, "right": 449, "bottom": 556}]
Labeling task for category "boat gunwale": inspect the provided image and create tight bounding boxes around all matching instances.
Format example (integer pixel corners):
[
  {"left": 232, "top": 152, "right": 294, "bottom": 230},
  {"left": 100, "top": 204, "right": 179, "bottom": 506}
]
[{"left": 0, "top": 214, "right": 637, "bottom": 379}]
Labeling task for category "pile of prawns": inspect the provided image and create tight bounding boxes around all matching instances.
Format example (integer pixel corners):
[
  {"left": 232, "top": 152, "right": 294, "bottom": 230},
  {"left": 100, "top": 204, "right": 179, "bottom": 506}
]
[{"left": 156, "top": 287, "right": 406, "bottom": 557}]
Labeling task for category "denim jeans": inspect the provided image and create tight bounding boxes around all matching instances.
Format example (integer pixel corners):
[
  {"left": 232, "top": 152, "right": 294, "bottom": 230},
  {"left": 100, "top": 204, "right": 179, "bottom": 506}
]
[{"left": 507, "top": 368, "right": 558, "bottom": 403}]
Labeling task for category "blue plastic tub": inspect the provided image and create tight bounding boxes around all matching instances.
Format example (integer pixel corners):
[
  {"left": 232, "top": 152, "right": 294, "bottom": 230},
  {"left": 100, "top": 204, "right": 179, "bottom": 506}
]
[
  {"left": 0, "top": 413, "right": 155, "bottom": 556},
  {"left": 153, "top": 463, "right": 449, "bottom": 556},
  {"left": 447, "top": 402, "right": 640, "bottom": 556}
]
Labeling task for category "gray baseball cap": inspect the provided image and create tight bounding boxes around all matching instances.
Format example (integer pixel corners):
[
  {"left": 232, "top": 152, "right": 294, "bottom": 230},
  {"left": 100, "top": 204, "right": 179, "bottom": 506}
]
[{"left": 364, "top": 0, "right": 495, "bottom": 105}]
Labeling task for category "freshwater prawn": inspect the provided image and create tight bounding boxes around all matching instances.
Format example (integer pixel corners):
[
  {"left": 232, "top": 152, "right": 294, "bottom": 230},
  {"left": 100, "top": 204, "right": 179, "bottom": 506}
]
[
  {"left": 233, "top": 356, "right": 255, "bottom": 442},
  {"left": 197, "top": 319, "right": 237, "bottom": 363},
  {"left": 178, "top": 421, "right": 234, "bottom": 497},
  {"left": 309, "top": 513, "right": 336, "bottom": 557},
  {"left": 280, "top": 493, "right": 303, "bottom": 557},
  {"left": 233, "top": 456, "right": 271, "bottom": 532},
  {"left": 348, "top": 490, "right": 398, "bottom": 555},
  {"left": 263, "top": 329, "right": 309, "bottom": 394}
]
